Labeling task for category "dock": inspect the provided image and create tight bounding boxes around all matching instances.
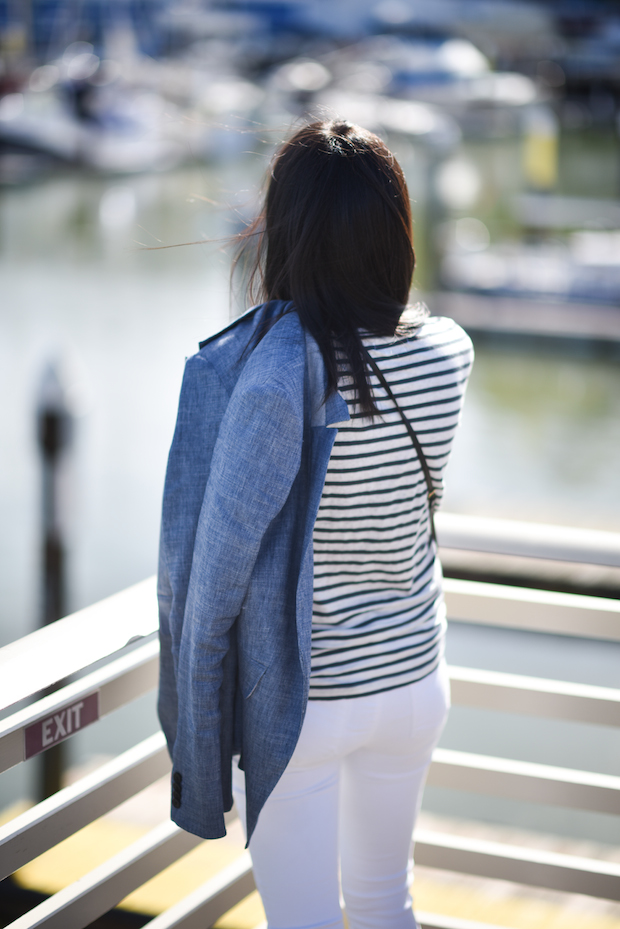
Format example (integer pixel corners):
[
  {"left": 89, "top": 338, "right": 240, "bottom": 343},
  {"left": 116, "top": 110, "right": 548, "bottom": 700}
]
[{"left": 425, "top": 292, "right": 620, "bottom": 344}]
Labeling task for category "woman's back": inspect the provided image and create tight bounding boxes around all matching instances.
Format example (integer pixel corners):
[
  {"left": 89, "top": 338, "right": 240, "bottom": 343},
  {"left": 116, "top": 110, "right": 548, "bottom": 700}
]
[
  {"left": 162, "top": 118, "right": 474, "bottom": 929},
  {"left": 311, "top": 315, "right": 473, "bottom": 699}
]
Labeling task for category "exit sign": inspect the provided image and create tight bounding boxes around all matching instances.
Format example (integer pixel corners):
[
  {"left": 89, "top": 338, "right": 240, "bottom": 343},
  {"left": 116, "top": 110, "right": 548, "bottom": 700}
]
[{"left": 25, "top": 692, "right": 100, "bottom": 759}]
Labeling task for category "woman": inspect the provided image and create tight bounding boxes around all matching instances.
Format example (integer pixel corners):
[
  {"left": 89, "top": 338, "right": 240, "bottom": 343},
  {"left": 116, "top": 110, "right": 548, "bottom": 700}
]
[{"left": 158, "top": 120, "right": 473, "bottom": 929}]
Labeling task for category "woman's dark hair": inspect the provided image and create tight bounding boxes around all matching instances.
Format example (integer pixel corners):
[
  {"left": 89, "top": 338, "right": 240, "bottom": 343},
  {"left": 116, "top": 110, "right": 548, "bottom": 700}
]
[{"left": 236, "top": 119, "right": 420, "bottom": 415}]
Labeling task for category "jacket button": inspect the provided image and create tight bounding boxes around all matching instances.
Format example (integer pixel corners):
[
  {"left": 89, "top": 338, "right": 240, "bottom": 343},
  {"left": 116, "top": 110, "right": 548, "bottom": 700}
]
[
  {"left": 173, "top": 772, "right": 182, "bottom": 784},
  {"left": 172, "top": 797, "right": 181, "bottom": 808}
]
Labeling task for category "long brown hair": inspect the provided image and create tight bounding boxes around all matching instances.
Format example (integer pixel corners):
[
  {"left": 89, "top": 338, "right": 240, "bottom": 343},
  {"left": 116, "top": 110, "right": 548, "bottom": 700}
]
[{"left": 236, "top": 119, "right": 420, "bottom": 415}]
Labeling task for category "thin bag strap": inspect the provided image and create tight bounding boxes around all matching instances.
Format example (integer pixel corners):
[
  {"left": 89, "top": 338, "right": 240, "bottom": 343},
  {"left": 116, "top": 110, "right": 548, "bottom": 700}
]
[{"left": 361, "top": 345, "right": 437, "bottom": 543}]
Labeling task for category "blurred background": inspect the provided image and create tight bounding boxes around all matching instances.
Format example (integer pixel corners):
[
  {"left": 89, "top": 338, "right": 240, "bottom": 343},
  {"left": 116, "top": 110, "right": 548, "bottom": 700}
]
[{"left": 1, "top": 0, "right": 619, "bottom": 847}]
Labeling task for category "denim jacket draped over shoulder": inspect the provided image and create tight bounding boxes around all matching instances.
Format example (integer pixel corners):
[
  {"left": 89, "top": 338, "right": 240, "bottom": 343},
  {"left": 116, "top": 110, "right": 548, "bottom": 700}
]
[{"left": 157, "top": 302, "right": 350, "bottom": 843}]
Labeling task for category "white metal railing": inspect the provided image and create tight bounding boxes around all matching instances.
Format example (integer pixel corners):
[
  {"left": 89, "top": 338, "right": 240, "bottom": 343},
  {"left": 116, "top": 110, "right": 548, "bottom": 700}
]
[
  {"left": 0, "top": 514, "right": 619, "bottom": 929},
  {"left": 436, "top": 511, "right": 620, "bottom": 568}
]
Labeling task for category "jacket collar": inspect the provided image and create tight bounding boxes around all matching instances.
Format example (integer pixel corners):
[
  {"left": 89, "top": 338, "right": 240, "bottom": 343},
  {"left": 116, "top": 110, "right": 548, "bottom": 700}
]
[
  {"left": 197, "top": 303, "right": 263, "bottom": 350},
  {"left": 200, "top": 303, "right": 351, "bottom": 430}
]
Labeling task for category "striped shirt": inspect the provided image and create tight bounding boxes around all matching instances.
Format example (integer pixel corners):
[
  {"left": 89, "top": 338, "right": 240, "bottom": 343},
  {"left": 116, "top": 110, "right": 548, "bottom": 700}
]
[{"left": 309, "top": 314, "right": 474, "bottom": 700}]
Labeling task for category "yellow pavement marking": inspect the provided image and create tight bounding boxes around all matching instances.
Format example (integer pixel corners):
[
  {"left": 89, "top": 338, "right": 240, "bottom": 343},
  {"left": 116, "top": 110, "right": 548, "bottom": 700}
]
[
  {"left": 13, "top": 818, "right": 149, "bottom": 897},
  {"left": 213, "top": 891, "right": 266, "bottom": 929},
  {"left": 9, "top": 811, "right": 264, "bottom": 924},
  {"left": 0, "top": 800, "right": 33, "bottom": 827},
  {"left": 118, "top": 825, "right": 248, "bottom": 915}
]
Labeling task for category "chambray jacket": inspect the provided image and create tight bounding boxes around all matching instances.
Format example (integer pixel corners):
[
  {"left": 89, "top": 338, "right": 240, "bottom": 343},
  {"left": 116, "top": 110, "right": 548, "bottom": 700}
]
[{"left": 157, "top": 301, "right": 350, "bottom": 843}]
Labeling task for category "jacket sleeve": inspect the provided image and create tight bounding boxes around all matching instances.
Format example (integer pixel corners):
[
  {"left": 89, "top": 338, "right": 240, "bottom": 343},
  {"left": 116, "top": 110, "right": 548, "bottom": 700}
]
[
  {"left": 170, "top": 369, "right": 304, "bottom": 839},
  {"left": 157, "top": 545, "right": 178, "bottom": 755},
  {"left": 157, "top": 354, "right": 230, "bottom": 758}
]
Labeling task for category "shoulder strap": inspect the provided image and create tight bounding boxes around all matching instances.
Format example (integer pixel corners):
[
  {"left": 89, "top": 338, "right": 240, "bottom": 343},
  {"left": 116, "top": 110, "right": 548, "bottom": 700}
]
[{"left": 361, "top": 345, "right": 437, "bottom": 543}]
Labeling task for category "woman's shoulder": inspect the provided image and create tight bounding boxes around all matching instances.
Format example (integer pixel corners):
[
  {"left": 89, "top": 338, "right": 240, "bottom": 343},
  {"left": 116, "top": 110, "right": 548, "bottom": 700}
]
[
  {"left": 413, "top": 313, "right": 473, "bottom": 352},
  {"left": 366, "top": 308, "right": 473, "bottom": 359}
]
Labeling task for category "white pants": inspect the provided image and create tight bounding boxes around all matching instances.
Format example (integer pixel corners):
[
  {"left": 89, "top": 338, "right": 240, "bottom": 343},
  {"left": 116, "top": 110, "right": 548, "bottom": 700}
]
[{"left": 232, "top": 661, "right": 450, "bottom": 929}]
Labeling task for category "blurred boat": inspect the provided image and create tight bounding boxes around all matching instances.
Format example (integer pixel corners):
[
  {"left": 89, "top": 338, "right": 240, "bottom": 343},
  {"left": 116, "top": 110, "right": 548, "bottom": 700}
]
[
  {"left": 515, "top": 193, "right": 620, "bottom": 231},
  {"left": 0, "top": 86, "right": 187, "bottom": 174},
  {"left": 0, "top": 41, "right": 264, "bottom": 176},
  {"left": 441, "top": 231, "right": 620, "bottom": 305},
  {"left": 263, "top": 51, "right": 460, "bottom": 148},
  {"left": 333, "top": 37, "right": 538, "bottom": 134},
  {"left": 314, "top": 89, "right": 460, "bottom": 149},
  {"left": 265, "top": 37, "right": 539, "bottom": 140}
]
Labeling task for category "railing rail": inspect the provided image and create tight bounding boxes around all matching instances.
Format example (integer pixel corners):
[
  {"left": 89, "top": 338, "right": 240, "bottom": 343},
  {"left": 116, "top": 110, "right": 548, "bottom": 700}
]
[
  {"left": 0, "top": 638, "right": 159, "bottom": 776},
  {"left": 7, "top": 821, "right": 202, "bottom": 929},
  {"left": 0, "top": 514, "right": 619, "bottom": 929},
  {"left": 414, "top": 830, "right": 620, "bottom": 899},
  {"left": 0, "top": 733, "right": 170, "bottom": 880},
  {"left": 0, "top": 578, "right": 157, "bottom": 714},
  {"left": 444, "top": 576, "right": 620, "bottom": 641},
  {"left": 144, "top": 855, "right": 255, "bottom": 929},
  {"left": 428, "top": 748, "right": 620, "bottom": 814},
  {"left": 436, "top": 512, "right": 620, "bottom": 567},
  {"left": 449, "top": 664, "right": 620, "bottom": 726}
]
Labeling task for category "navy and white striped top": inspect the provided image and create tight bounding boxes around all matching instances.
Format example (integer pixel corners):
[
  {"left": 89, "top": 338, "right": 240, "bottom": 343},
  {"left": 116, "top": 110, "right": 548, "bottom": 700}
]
[{"left": 309, "top": 314, "right": 474, "bottom": 700}]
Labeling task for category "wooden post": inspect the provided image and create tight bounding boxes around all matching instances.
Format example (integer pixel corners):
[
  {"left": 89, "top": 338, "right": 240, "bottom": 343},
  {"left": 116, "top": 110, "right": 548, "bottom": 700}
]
[{"left": 37, "top": 363, "right": 73, "bottom": 799}]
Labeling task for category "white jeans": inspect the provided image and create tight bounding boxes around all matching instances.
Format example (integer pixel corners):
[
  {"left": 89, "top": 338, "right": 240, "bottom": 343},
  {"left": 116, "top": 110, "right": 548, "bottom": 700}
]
[{"left": 232, "top": 661, "right": 450, "bottom": 929}]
